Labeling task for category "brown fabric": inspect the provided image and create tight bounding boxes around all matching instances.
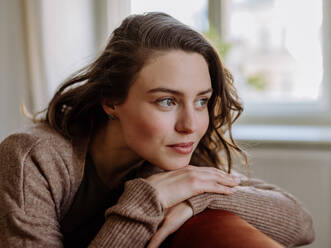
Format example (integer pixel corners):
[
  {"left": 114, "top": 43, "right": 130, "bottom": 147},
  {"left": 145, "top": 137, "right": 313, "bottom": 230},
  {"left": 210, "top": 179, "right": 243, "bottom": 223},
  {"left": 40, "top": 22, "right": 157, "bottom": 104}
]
[
  {"left": 162, "top": 209, "right": 284, "bottom": 248},
  {"left": 0, "top": 123, "right": 315, "bottom": 247},
  {"left": 185, "top": 175, "right": 316, "bottom": 246}
]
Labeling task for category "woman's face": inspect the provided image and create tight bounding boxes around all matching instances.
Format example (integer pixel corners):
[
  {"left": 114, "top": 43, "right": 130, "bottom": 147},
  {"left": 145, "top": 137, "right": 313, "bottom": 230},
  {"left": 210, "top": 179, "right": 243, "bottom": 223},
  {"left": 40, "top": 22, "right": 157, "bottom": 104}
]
[{"left": 114, "top": 50, "right": 212, "bottom": 170}]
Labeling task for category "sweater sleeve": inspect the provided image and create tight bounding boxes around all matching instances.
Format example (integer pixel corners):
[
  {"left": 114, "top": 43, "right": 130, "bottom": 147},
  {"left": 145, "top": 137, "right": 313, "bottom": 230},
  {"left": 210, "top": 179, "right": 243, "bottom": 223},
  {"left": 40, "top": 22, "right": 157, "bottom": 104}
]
[
  {"left": 89, "top": 178, "right": 164, "bottom": 248},
  {"left": 186, "top": 173, "right": 315, "bottom": 247},
  {"left": 0, "top": 134, "right": 164, "bottom": 248},
  {"left": 0, "top": 134, "right": 65, "bottom": 247}
]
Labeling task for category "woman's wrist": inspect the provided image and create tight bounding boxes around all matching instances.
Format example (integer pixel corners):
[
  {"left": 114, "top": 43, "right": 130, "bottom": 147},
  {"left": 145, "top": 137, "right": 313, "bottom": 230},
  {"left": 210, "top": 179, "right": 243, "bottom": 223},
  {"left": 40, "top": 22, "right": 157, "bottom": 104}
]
[{"left": 106, "top": 178, "right": 165, "bottom": 219}]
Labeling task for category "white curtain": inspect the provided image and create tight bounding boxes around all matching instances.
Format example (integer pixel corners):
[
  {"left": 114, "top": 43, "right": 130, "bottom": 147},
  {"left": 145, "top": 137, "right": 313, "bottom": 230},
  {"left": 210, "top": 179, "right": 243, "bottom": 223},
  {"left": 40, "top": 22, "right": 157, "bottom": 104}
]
[
  {"left": 0, "top": 0, "right": 31, "bottom": 140},
  {"left": 0, "top": 0, "right": 130, "bottom": 141}
]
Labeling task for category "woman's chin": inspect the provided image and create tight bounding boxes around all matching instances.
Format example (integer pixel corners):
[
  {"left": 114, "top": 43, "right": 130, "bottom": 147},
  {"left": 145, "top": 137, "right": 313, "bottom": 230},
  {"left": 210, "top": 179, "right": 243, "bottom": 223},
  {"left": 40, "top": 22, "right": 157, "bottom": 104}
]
[{"left": 153, "top": 157, "right": 191, "bottom": 171}]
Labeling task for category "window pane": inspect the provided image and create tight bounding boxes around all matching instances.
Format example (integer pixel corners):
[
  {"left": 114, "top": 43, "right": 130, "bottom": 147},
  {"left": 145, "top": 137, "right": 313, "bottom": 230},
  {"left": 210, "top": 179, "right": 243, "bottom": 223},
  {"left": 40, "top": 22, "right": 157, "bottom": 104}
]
[
  {"left": 130, "top": 0, "right": 208, "bottom": 32},
  {"left": 224, "top": 0, "right": 323, "bottom": 103}
]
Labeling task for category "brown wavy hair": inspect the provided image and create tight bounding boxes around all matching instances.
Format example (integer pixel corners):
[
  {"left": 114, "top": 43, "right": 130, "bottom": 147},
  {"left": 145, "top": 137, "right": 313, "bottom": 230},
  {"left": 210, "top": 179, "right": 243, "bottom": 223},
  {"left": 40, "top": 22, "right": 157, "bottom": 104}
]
[{"left": 41, "top": 12, "right": 246, "bottom": 172}]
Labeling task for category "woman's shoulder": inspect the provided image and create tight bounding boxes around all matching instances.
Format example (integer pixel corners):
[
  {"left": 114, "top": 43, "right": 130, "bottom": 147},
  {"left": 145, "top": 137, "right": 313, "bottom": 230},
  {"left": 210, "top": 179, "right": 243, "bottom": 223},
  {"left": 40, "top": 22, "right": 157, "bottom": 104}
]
[
  {"left": 0, "top": 122, "right": 87, "bottom": 181},
  {"left": 0, "top": 123, "right": 87, "bottom": 221},
  {"left": 1, "top": 122, "right": 68, "bottom": 148},
  {"left": 0, "top": 122, "right": 86, "bottom": 157}
]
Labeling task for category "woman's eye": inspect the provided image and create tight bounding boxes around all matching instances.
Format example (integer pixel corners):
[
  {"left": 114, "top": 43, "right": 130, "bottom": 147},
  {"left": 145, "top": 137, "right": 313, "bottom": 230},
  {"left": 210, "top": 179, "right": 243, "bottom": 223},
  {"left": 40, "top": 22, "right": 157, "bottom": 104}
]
[
  {"left": 157, "top": 98, "right": 176, "bottom": 107},
  {"left": 195, "top": 98, "right": 209, "bottom": 108}
]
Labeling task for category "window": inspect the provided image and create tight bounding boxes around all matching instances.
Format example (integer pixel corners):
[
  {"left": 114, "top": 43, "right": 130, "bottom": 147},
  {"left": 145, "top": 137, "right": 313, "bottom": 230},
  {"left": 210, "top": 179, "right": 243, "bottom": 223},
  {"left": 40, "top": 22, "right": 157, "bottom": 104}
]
[
  {"left": 210, "top": 0, "right": 331, "bottom": 126},
  {"left": 224, "top": 0, "right": 323, "bottom": 103}
]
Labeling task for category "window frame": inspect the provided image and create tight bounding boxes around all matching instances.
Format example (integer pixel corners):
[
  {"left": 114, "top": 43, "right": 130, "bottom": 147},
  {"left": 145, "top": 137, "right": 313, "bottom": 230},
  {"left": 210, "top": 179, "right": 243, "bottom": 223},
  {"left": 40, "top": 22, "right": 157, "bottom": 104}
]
[{"left": 209, "top": 0, "right": 331, "bottom": 127}]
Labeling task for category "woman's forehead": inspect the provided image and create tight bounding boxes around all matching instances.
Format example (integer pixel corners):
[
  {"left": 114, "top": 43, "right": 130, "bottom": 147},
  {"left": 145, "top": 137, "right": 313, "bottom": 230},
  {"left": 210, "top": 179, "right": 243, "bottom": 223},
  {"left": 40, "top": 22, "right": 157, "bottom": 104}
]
[{"left": 133, "top": 50, "right": 211, "bottom": 94}]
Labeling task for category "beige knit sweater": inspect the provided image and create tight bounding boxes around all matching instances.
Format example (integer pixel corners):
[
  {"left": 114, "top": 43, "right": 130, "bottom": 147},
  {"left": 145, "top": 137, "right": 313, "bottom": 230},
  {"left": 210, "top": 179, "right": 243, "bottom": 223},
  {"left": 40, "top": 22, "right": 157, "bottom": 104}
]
[{"left": 0, "top": 124, "right": 314, "bottom": 247}]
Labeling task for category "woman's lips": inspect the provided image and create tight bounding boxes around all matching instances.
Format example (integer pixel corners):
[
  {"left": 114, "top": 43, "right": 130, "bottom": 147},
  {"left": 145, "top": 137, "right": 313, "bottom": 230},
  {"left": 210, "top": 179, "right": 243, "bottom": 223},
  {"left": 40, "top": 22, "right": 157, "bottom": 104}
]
[{"left": 167, "top": 142, "right": 194, "bottom": 155}]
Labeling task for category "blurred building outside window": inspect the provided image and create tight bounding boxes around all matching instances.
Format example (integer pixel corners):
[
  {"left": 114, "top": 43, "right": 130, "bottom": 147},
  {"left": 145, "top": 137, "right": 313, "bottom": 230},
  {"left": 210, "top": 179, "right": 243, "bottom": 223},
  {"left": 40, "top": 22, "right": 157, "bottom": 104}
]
[{"left": 222, "top": 0, "right": 323, "bottom": 105}]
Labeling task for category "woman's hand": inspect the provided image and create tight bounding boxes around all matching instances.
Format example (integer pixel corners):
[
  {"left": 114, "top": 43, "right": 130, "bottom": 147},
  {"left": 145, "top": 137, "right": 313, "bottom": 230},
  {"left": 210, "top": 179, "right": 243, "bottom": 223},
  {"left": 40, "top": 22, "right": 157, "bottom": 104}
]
[
  {"left": 147, "top": 201, "right": 193, "bottom": 248},
  {"left": 145, "top": 165, "right": 240, "bottom": 209}
]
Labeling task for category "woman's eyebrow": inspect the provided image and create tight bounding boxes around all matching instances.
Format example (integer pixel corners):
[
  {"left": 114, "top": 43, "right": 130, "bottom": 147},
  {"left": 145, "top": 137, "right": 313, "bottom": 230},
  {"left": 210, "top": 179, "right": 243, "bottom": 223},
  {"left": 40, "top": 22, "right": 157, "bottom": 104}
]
[{"left": 147, "top": 87, "right": 213, "bottom": 96}]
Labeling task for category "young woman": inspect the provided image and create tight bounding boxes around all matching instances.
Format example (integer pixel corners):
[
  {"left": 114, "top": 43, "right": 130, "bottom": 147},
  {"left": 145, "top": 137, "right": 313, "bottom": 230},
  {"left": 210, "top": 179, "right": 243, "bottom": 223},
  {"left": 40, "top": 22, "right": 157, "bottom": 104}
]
[{"left": 0, "top": 12, "right": 314, "bottom": 247}]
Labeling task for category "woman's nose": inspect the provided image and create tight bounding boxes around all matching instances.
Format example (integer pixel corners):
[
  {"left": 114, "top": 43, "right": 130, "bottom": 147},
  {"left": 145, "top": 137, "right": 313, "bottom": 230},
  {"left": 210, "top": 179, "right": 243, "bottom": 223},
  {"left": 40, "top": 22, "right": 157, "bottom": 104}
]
[{"left": 175, "top": 108, "right": 196, "bottom": 134}]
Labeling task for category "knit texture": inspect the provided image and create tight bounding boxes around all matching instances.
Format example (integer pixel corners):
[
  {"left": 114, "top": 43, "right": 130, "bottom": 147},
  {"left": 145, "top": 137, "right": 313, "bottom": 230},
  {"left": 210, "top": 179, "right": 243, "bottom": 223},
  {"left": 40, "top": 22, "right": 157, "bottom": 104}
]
[
  {"left": 0, "top": 124, "right": 315, "bottom": 247},
  {"left": 186, "top": 178, "right": 315, "bottom": 246}
]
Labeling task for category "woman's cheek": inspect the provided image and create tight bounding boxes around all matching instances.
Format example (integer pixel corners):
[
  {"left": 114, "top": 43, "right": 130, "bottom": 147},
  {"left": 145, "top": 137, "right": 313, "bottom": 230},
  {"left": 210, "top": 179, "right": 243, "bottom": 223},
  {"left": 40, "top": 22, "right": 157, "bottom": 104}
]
[
  {"left": 198, "top": 111, "right": 209, "bottom": 137},
  {"left": 131, "top": 111, "right": 170, "bottom": 141}
]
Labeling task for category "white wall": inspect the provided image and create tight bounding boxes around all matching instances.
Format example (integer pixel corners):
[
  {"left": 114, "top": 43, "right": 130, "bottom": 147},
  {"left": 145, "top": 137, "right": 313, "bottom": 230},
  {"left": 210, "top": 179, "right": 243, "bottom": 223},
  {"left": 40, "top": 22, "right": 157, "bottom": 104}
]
[
  {"left": 242, "top": 145, "right": 331, "bottom": 248},
  {"left": 0, "top": 0, "right": 103, "bottom": 141}
]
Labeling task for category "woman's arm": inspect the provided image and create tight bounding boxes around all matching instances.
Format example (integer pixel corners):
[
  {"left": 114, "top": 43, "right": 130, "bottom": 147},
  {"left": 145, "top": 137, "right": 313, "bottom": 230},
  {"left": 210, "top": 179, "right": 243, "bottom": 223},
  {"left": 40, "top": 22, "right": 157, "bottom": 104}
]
[
  {"left": 0, "top": 134, "right": 165, "bottom": 248},
  {"left": 0, "top": 132, "right": 240, "bottom": 247},
  {"left": 0, "top": 134, "right": 64, "bottom": 247},
  {"left": 89, "top": 178, "right": 164, "bottom": 247},
  {"left": 186, "top": 172, "right": 315, "bottom": 247}
]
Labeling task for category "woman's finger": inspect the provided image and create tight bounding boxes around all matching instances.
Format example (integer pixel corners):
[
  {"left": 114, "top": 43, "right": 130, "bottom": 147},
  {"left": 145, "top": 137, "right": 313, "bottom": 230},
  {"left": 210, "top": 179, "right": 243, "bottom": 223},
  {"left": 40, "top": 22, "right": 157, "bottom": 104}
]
[
  {"left": 146, "top": 165, "right": 240, "bottom": 209},
  {"left": 187, "top": 165, "right": 241, "bottom": 186},
  {"left": 192, "top": 167, "right": 240, "bottom": 187},
  {"left": 147, "top": 202, "right": 193, "bottom": 248},
  {"left": 203, "top": 181, "right": 238, "bottom": 195},
  {"left": 147, "top": 223, "right": 171, "bottom": 248}
]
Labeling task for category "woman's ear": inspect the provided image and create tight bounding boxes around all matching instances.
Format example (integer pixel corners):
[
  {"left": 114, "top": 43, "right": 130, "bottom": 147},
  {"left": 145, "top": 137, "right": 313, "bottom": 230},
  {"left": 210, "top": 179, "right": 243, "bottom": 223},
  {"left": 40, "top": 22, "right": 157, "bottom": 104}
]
[{"left": 101, "top": 98, "right": 118, "bottom": 119}]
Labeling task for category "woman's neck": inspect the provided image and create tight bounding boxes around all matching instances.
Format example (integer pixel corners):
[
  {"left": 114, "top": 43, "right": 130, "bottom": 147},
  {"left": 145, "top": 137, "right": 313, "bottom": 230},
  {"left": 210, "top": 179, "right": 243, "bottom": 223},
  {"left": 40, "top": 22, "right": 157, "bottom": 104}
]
[{"left": 88, "top": 121, "right": 143, "bottom": 189}]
